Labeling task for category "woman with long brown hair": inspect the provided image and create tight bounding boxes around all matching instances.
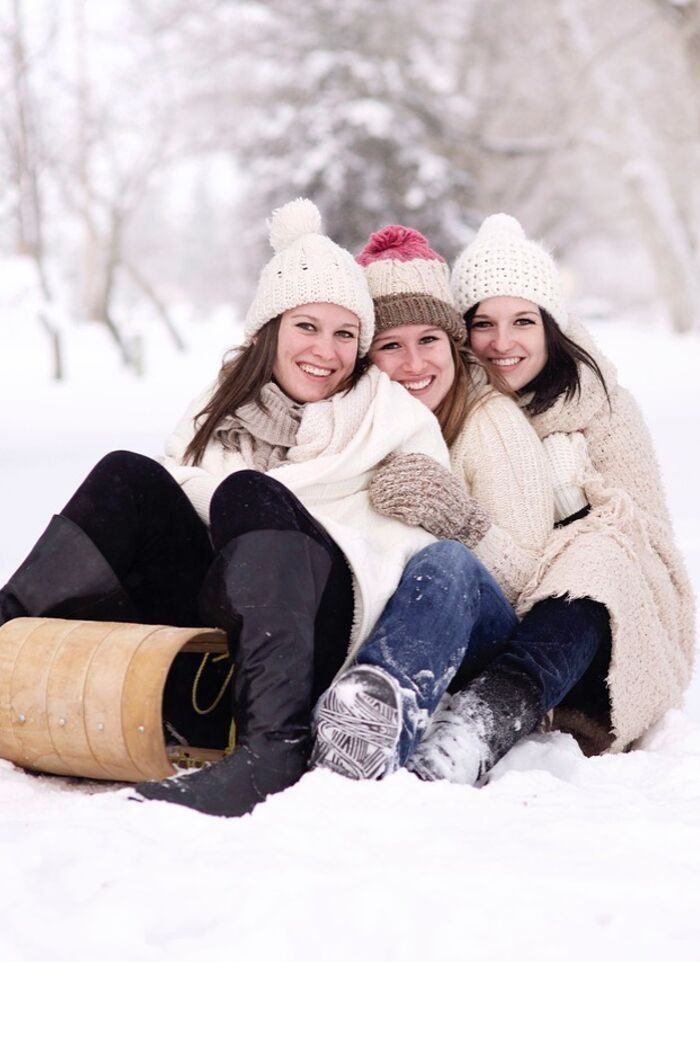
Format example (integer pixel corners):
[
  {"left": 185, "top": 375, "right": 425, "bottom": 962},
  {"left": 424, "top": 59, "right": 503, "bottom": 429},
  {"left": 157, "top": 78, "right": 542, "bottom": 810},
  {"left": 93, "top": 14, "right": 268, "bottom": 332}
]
[{"left": 0, "top": 200, "right": 495, "bottom": 817}]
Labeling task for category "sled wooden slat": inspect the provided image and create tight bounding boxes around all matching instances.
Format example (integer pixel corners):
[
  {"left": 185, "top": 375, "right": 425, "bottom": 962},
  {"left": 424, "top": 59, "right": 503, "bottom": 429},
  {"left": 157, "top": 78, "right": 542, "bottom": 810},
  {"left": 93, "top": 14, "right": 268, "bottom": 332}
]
[{"left": 0, "top": 618, "right": 229, "bottom": 783}]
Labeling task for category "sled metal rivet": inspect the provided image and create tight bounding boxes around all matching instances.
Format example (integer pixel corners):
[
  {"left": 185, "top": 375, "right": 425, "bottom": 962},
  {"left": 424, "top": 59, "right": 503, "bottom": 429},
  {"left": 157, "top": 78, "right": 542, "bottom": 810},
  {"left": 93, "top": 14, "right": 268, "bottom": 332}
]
[
  {"left": 18, "top": 713, "right": 26, "bottom": 723},
  {"left": 137, "top": 725, "right": 145, "bottom": 733},
  {"left": 97, "top": 722, "right": 105, "bottom": 731},
  {"left": 58, "top": 717, "right": 66, "bottom": 727}
]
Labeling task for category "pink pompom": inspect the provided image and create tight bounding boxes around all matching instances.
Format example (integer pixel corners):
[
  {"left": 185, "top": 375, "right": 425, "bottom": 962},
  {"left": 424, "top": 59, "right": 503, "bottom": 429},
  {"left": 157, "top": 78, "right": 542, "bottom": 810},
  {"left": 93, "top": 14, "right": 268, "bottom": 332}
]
[{"left": 357, "top": 225, "right": 444, "bottom": 265}]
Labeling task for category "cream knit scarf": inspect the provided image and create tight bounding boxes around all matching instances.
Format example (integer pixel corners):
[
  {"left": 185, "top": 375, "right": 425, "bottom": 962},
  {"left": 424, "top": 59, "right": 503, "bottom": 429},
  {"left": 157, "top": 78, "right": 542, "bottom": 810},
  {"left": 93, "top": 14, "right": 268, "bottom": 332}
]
[{"left": 215, "top": 382, "right": 304, "bottom": 472}]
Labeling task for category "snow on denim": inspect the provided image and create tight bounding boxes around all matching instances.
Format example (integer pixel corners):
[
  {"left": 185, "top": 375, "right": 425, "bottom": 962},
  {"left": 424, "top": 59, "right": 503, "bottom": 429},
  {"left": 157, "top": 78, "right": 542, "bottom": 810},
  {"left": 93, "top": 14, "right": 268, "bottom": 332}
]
[{"left": 354, "top": 539, "right": 517, "bottom": 765}]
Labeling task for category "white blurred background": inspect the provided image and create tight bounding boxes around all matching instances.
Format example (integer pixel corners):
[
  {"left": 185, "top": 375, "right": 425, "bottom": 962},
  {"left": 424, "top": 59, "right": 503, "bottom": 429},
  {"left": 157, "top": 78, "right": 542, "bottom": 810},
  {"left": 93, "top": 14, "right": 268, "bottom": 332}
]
[{"left": 1, "top": 0, "right": 698, "bottom": 384}]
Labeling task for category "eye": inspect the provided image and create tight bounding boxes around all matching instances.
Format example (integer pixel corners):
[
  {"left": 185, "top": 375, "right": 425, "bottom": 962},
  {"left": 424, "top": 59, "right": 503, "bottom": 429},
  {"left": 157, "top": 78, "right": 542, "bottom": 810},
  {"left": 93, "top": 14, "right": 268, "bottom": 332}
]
[
  {"left": 372, "top": 340, "right": 401, "bottom": 352},
  {"left": 514, "top": 317, "right": 536, "bottom": 326},
  {"left": 295, "top": 321, "right": 316, "bottom": 332},
  {"left": 336, "top": 329, "right": 358, "bottom": 341},
  {"left": 418, "top": 335, "right": 438, "bottom": 344},
  {"left": 470, "top": 320, "right": 493, "bottom": 330}
]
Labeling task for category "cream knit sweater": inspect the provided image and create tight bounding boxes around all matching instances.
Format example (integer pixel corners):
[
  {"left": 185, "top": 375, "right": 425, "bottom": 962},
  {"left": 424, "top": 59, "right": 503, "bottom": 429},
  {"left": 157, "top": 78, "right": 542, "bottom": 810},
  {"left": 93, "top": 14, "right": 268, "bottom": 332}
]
[
  {"left": 517, "top": 329, "right": 695, "bottom": 752},
  {"left": 450, "top": 390, "right": 554, "bottom": 605}
]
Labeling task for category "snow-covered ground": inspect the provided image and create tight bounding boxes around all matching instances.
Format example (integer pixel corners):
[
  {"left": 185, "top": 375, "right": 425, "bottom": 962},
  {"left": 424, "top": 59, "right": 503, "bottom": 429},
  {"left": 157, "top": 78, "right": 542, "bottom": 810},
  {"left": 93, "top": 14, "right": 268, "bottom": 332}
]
[{"left": 1, "top": 316, "right": 699, "bottom": 961}]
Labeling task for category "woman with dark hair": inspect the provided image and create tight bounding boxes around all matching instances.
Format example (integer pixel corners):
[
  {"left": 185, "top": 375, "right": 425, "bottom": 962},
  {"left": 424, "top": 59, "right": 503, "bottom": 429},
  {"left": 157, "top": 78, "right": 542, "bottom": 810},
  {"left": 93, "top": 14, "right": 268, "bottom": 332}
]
[
  {"left": 311, "top": 224, "right": 555, "bottom": 779},
  {"left": 0, "top": 199, "right": 487, "bottom": 817},
  {"left": 404, "top": 214, "right": 694, "bottom": 782}
]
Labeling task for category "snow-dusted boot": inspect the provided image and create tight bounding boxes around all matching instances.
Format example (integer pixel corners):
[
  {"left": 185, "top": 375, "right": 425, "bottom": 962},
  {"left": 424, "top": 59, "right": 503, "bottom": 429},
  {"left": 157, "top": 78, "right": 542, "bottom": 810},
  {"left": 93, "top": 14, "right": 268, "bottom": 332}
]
[
  {"left": 0, "top": 513, "right": 135, "bottom": 625},
  {"left": 407, "top": 669, "right": 542, "bottom": 785},
  {"left": 310, "top": 664, "right": 406, "bottom": 779}
]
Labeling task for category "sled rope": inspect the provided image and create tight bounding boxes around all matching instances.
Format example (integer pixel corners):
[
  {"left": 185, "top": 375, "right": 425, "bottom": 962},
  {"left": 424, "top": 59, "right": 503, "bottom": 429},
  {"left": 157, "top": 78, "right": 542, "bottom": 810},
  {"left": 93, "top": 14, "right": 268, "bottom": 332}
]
[{"left": 191, "top": 652, "right": 235, "bottom": 715}]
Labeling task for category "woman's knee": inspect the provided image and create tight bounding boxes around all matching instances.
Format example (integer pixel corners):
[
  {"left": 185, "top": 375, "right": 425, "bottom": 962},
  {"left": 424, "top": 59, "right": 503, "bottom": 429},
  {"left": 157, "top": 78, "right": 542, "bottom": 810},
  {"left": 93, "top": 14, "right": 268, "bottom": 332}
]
[
  {"left": 210, "top": 471, "right": 325, "bottom": 550},
  {"left": 407, "top": 540, "right": 481, "bottom": 584},
  {"left": 86, "top": 450, "right": 173, "bottom": 493}
]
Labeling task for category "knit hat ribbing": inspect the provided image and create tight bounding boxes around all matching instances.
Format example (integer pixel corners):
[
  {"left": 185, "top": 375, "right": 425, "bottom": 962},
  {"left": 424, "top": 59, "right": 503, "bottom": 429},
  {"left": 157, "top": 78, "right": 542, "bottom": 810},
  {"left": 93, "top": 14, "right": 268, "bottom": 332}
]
[
  {"left": 243, "top": 198, "right": 375, "bottom": 355},
  {"left": 451, "top": 214, "right": 568, "bottom": 330},
  {"left": 356, "top": 225, "right": 466, "bottom": 344}
]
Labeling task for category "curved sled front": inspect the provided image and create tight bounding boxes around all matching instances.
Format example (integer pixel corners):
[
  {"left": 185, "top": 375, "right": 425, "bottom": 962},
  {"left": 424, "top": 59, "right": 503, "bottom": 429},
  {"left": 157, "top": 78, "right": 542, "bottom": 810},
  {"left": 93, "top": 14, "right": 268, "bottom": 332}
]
[{"left": 0, "top": 617, "right": 229, "bottom": 782}]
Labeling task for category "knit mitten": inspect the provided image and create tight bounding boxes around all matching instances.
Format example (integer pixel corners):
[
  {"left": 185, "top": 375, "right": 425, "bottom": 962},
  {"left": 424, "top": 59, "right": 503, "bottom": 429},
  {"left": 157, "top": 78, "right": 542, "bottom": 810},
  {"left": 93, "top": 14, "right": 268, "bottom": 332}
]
[
  {"left": 369, "top": 453, "right": 491, "bottom": 547},
  {"left": 542, "top": 432, "right": 589, "bottom": 523}
]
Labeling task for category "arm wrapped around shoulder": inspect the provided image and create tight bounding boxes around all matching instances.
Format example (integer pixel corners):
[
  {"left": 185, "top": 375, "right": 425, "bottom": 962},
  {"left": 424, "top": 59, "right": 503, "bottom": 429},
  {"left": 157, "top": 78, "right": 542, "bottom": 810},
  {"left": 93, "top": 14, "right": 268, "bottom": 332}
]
[{"left": 369, "top": 452, "right": 492, "bottom": 547}]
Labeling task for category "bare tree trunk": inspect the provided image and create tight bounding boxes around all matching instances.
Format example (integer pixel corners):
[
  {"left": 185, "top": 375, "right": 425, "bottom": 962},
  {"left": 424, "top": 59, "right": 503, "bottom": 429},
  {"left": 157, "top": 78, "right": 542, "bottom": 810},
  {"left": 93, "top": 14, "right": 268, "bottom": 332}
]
[
  {"left": 559, "top": 0, "right": 699, "bottom": 332},
  {"left": 124, "top": 261, "right": 187, "bottom": 353},
  {"left": 10, "top": 0, "right": 65, "bottom": 379}
]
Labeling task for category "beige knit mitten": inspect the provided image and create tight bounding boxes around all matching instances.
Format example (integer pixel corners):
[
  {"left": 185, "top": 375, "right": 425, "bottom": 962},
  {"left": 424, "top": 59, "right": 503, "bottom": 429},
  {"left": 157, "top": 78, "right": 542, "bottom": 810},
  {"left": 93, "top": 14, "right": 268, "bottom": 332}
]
[
  {"left": 369, "top": 453, "right": 491, "bottom": 547},
  {"left": 542, "top": 432, "right": 589, "bottom": 523}
]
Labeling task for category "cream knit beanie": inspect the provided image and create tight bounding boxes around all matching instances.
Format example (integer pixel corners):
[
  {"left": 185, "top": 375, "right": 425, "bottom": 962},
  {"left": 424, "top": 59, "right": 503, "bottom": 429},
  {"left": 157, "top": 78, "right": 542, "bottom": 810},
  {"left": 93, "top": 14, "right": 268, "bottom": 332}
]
[
  {"left": 356, "top": 225, "right": 466, "bottom": 343},
  {"left": 451, "top": 214, "right": 568, "bottom": 329},
  {"left": 243, "top": 198, "right": 375, "bottom": 355}
]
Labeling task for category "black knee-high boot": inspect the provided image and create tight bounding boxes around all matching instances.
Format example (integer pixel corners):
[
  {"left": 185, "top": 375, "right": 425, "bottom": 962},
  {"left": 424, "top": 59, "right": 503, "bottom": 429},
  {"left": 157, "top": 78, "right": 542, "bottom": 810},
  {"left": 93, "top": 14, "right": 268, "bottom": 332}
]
[
  {"left": 135, "top": 528, "right": 336, "bottom": 818},
  {"left": 0, "top": 514, "right": 136, "bottom": 625}
]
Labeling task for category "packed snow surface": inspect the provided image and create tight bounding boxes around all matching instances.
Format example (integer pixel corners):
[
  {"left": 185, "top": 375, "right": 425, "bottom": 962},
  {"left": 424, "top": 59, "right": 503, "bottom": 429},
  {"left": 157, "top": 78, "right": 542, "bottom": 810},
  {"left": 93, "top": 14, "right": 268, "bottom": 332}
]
[{"left": 1, "top": 317, "right": 699, "bottom": 960}]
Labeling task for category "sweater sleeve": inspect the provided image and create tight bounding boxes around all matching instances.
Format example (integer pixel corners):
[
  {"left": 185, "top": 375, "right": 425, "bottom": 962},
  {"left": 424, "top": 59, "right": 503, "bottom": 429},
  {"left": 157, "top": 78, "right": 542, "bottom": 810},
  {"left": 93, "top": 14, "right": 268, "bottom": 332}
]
[
  {"left": 452, "top": 394, "right": 554, "bottom": 604},
  {"left": 160, "top": 388, "right": 248, "bottom": 526}
]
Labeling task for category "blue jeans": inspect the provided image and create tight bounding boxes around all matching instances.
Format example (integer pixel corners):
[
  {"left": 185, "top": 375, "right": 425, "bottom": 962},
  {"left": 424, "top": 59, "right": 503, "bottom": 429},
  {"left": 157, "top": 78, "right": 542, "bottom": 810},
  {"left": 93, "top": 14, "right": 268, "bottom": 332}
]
[
  {"left": 354, "top": 540, "right": 517, "bottom": 764},
  {"left": 492, "top": 596, "right": 611, "bottom": 715}
]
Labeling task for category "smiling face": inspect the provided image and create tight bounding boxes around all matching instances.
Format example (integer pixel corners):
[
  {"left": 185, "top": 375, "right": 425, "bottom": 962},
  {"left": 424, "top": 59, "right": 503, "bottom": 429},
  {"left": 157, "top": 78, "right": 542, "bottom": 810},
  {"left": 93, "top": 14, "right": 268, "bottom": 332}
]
[
  {"left": 468, "top": 296, "right": 548, "bottom": 392},
  {"left": 272, "top": 302, "right": 360, "bottom": 402},
  {"left": 368, "top": 324, "right": 455, "bottom": 412}
]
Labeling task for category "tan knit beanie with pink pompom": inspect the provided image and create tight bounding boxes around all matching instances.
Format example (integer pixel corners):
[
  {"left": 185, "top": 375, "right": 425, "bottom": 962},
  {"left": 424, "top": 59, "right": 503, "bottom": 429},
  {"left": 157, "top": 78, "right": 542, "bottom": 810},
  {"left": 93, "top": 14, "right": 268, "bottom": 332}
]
[
  {"left": 243, "top": 198, "right": 375, "bottom": 354},
  {"left": 356, "top": 225, "right": 466, "bottom": 343},
  {"left": 451, "top": 214, "right": 568, "bottom": 329}
]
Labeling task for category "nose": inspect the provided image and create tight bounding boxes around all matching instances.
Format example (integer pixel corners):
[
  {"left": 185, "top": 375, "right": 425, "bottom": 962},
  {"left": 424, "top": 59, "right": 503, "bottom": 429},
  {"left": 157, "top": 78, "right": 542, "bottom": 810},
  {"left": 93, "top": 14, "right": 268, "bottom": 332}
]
[
  {"left": 401, "top": 346, "right": 425, "bottom": 373},
  {"left": 492, "top": 324, "right": 515, "bottom": 353},
  {"left": 311, "top": 331, "right": 336, "bottom": 360}
]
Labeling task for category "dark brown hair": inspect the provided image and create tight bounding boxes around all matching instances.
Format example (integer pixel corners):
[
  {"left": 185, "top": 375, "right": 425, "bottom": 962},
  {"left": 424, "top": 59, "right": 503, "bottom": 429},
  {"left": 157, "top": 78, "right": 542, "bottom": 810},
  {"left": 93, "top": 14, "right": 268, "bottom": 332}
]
[
  {"left": 464, "top": 304, "right": 609, "bottom": 416},
  {"left": 184, "top": 315, "right": 368, "bottom": 466}
]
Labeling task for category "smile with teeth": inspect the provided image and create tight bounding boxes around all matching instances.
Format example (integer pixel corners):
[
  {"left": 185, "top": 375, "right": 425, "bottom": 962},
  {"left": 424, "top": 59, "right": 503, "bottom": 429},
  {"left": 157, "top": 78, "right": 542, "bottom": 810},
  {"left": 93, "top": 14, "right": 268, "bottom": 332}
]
[
  {"left": 402, "top": 376, "right": 433, "bottom": 391},
  {"left": 489, "top": 356, "right": 523, "bottom": 368},
  {"left": 298, "top": 362, "right": 333, "bottom": 378}
]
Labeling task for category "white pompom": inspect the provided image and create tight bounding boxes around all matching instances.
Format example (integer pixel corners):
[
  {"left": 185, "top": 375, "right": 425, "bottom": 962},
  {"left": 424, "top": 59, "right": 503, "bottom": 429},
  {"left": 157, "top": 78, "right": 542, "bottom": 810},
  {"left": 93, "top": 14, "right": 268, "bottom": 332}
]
[
  {"left": 479, "top": 213, "right": 525, "bottom": 239},
  {"left": 268, "top": 198, "right": 322, "bottom": 251}
]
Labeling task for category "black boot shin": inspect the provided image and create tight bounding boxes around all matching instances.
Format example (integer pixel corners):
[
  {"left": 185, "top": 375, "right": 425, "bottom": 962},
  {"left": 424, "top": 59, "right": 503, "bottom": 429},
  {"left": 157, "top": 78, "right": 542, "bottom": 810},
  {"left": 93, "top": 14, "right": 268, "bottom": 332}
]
[
  {"left": 136, "top": 529, "right": 335, "bottom": 818},
  {"left": 0, "top": 514, "right": 135, "bottom": 624}
]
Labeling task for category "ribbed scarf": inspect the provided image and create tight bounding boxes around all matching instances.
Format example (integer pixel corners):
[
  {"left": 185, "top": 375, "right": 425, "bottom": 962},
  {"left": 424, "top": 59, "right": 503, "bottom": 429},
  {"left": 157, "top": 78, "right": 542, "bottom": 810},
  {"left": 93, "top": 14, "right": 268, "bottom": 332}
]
[{"left": 215, "top": 382, "right": 304, "bottom": 472}]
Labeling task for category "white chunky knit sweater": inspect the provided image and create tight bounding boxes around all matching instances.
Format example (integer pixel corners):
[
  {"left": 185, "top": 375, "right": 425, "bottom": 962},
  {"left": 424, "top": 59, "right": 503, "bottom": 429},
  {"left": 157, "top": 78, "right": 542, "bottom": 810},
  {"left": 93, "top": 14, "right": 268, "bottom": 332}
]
[{"left": 162, "top": 366, "right": 448, "bottom": 661}]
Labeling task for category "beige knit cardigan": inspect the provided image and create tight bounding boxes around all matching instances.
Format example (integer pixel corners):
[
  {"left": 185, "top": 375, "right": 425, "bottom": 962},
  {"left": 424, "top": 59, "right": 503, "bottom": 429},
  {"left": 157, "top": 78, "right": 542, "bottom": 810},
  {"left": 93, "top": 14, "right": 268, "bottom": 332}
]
[
  {"left": 516, "top": 334, "right": 695, "bottom": 753},
  {"left": 449, "top": 390, "right": 554, "bottom": 606}
]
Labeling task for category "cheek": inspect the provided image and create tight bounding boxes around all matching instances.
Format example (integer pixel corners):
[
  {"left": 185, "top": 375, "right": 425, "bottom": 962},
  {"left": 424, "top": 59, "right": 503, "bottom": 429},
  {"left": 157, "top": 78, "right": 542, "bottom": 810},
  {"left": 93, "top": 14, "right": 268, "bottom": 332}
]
[
  {"left": 467, "top": 337, "right": 487, "bottom": 360},
  {"left": 368, "top": 354, "right": 396, "bottom": 378}
]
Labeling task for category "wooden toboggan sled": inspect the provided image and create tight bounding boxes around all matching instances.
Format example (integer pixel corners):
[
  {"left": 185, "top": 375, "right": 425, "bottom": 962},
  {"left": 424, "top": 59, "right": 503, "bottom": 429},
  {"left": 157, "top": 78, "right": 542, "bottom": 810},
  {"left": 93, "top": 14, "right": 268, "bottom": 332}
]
[{"left": 0, "top": 617, "right": 233, "bottom": 783}]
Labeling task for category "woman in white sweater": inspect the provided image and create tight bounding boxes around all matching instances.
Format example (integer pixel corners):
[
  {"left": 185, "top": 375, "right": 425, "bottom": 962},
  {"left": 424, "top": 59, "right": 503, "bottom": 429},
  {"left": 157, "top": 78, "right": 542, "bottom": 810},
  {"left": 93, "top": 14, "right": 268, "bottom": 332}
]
[
  {"left": 311, "top": 224, "right": 555, "bottom": 779},
  {"left": 0, "top": 200, "right": 496, "bottom": 817}
]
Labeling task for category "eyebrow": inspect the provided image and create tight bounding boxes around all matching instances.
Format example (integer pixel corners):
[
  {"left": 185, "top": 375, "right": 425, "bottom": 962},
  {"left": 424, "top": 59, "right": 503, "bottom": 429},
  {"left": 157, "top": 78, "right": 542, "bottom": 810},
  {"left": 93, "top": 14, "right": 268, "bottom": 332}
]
[
  {"left": 473, "top": 310, "right": 539, "bottom": 320},
  {"left": 291, "top": 311, "right": 359, "bottom": 329},
  {"left": 373, "top": 326, "right": 441, "bottom": 340}
]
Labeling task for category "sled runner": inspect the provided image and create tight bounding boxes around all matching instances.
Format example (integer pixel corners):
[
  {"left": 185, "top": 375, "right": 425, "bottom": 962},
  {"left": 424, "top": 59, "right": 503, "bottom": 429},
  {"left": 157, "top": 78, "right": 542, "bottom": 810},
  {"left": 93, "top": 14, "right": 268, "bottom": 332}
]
[{"left": 0, "top": 617, "right": 232, "bottom": 782}]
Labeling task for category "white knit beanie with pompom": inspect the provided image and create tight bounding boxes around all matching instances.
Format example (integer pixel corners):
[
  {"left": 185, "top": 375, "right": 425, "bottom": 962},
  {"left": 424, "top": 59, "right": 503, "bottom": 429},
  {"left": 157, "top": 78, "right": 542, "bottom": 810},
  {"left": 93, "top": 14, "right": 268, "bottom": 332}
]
[
  {"left": 450, "top": 214, "right": 568, "bottom": 329},
  {"left": 243, "top": 198, "right": 375, "bottom": 354}
]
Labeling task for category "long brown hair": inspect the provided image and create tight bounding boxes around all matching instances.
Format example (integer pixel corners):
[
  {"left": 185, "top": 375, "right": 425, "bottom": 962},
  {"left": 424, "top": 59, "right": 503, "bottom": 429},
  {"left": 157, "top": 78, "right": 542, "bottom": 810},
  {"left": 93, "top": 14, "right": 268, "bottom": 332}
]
[
  {"left": 435, "top": 339, "right": 513, "bottom": 448},
  {"left": 184, "top": 315, "right": 368, "bottom": 466}
]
